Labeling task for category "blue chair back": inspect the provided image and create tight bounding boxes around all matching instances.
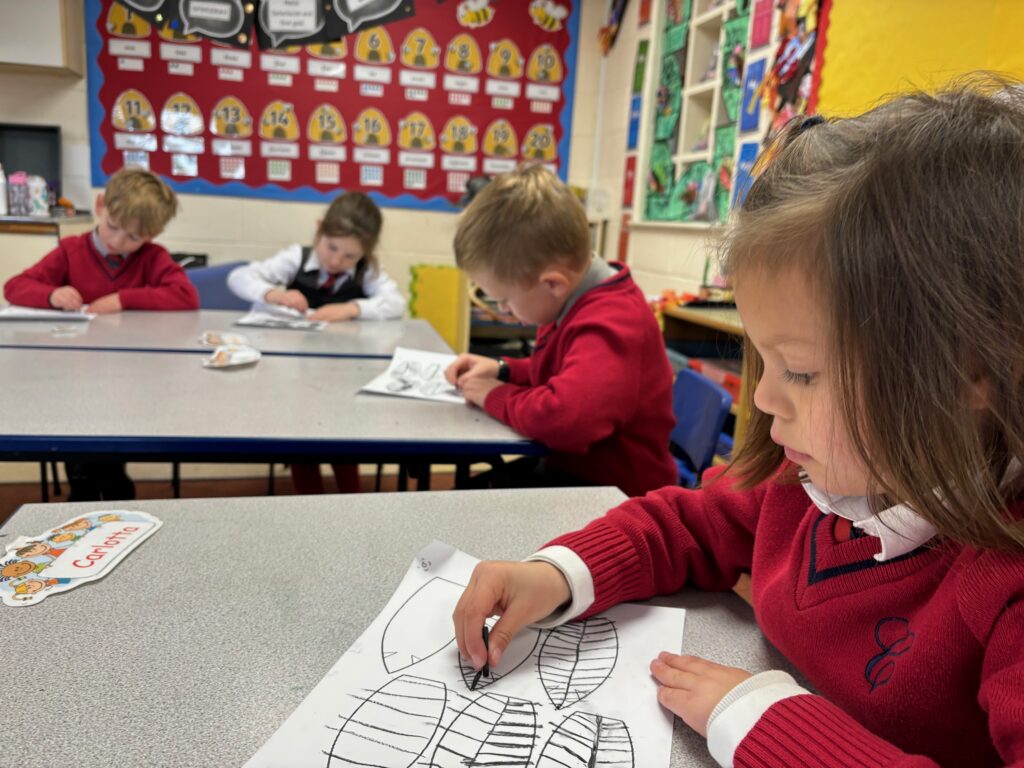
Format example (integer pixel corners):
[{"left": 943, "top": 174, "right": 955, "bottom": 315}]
[
  {"left": 186, "top": 261, "right": 251, "bottom": 310},
  {"left": 670, "top": 368, "right": 734, "bottom": 487}
]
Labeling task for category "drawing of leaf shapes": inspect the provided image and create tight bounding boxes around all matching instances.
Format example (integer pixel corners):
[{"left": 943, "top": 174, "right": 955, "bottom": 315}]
[
  {"left": 458, "top": 624, "right": 539, "bottom": 691},
  {"left": 536, "top": 712, "right": 634, "bottom": 768},
  {"left": 537, "top": 617, "right": 619, "bottom": 709},
  {"left": 324, "top": 675, "right": 446, "bottom": 768},
  {"left": 429, "top": 693, "right": 537, "bottom": 768},
  {"left": 382, "top": 577, "right": 465, "bottom": 673}
]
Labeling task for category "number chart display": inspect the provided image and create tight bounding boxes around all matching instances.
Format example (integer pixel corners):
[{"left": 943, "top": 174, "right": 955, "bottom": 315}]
[{"left": 86, "top": 0, "right": 580, "bottom": 211}]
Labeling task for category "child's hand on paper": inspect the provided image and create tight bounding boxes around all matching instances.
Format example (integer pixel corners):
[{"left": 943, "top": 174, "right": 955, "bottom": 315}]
[
  {"left": 265, "top": 288, "right": 310, "bottom": 313},
  {"left": 89, "top": 292, "right": 123, "bottom": 314},
  {"left": 309, "top": 302, "right": 360, "bottom": 322},
  {"left": 454, "top": 560, "right": 571, "bottom": 671},
  {"left": 445, "top": 354, "right": 499, "bottom": 387},
  {"left": 460, "top": 376, "right": 503, "bottom": 407},
  {"left": 49, "top": 286, "right": 84, "bottom": 311},
  {"left": 649, "top": 652, "right": 752, "bottom": 737}
]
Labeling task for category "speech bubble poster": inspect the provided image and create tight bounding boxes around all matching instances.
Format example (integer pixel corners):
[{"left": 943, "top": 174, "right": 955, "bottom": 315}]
[
  {"left": 0, "top": 511, "right": 162, "bottom": 607},
  {"left": 86, "top": 0, "right": 580, "bottom": 211}
]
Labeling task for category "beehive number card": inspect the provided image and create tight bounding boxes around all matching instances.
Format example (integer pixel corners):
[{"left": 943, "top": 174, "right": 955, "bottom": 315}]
[{"left": 0, "top": 511, "right": 162, "bottom": 606}]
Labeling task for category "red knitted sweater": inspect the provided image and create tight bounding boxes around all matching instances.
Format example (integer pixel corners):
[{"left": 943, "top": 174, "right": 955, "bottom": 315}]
[{"left": 547, "top": 465, "right": 1024, "bottom": 766}]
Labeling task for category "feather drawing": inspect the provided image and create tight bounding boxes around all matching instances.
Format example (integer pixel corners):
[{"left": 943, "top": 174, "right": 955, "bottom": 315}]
[
  {"left": 381, "top": 577, "right": 465, "bottom": 673},
  {"left": 537, "top": 617, "right": 619, "bottom": 709},
  {"left": 457, "top": 621, "right": 539, "bottom": 691},
  {"left": 428, "top": 693, "right": 538, "bottom": 767},
  {"left": 323, "top": 675, "right": 447, "bottom": 768},
  {"left": 536, "top": 712, "right": 634, "bottom": 768}
]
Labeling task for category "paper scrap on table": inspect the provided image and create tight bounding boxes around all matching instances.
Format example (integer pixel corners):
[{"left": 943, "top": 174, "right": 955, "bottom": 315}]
[
  {"left": 203, "top": 344, "right": 261, "bottom": 369},
  {"left": 198, "top": 330, "right": 250, "bottom": 347},
  {"left": 244, "top": 540, "right": 683, "bottom": 768},
  {"left": 361, "top": 346, "right": 463, "bottom": 404},
  {"left": 1, "top": 511, "right": 161, "bottom": 606},
  {"left": 0, "top": 305, "right": 95, "bottom": 321},
  {"left": 235, "top": 311, "right": 326, "bottom": 331}
]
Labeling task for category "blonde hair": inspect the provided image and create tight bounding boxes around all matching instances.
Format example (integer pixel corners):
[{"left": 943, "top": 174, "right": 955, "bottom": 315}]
[
  {"left": 103, "top": 167, "right": 179, "bottom": 237},
  {"left": 316, "top": 191, "right": 383, "bottom": 277},
  {"left": 454, "top": 164, "right": 590, "bottom": 285},
  {"left": 724, "top": 75, "right": 1024, "bottom": 551}
]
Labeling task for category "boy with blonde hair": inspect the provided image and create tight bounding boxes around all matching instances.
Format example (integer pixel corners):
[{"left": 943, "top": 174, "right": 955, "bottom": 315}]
[
  {"left": 4, "top": 167, "right": 198, "bottom": 501},
  {"left": 4, "top": 166, "right": 198, "bottom": 313},
  {"left": 445, "top": 164, "right": 676, "bottom": 496}
]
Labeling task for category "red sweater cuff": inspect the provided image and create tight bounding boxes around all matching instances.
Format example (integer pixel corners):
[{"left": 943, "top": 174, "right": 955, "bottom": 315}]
[
  {"left": 545, "top": 523, "right": 646, "bottom": 617},
  {"left": 505, "top": 356, "right": 531, "bottom": 385},
  {"left": 737, "top": 694, "right": 918, "bottom": 768}
]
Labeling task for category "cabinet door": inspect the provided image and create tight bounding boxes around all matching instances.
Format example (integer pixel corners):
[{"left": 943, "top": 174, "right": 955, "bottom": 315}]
[{"left": 0, "top": 0, "right": 83, "bottom": 75}]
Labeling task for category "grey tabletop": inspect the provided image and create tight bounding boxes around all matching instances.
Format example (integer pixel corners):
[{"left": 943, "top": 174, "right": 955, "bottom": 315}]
[
  {"left": 0, "top": 310, "right": 451, "bottom": 358},
  {"left": 0, "top": 347, "right": 536, "bottom": 457},
  {"left": 0, "top": 488, "right": 783, "bottom": 768}
]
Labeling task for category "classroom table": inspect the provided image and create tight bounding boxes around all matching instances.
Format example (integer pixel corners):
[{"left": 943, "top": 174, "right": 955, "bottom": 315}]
[
  {"left": 0, "top": 309, "right": 451, "bottom": 358},
  {"left": 0, "top": 347, "right": 538, "bottom": 465},
  {"left": 0, "top": 487, "right": 792, "bottom": 768}
]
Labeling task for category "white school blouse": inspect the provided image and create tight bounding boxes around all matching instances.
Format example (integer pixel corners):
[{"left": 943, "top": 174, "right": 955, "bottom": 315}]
[{"left": 226, "top": 243, "right": 406, "bottom": 321}]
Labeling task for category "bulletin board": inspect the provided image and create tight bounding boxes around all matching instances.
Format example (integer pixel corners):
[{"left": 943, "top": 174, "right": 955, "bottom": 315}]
[{"left": 85, "top": 0, "right": 580, "bottom": 212}]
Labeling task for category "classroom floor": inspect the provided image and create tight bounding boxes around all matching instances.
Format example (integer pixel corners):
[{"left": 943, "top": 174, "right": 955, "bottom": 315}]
[{"left": 0, "top": 469, "right": 455, "bottom": 527}]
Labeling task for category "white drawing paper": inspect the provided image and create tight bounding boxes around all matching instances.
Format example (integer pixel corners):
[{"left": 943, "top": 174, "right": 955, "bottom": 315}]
[
  {"left": 361, "top": 346, "right": 464, "bottom": 404},
  {"left": 244, "top": 540, "right": 683, "bottom": 768},
  {"left": 0, "top": 305, "right": 95, "bottom": 321},
  {"left": 235, "top": 310, "right": 326, "bottom": 331}
]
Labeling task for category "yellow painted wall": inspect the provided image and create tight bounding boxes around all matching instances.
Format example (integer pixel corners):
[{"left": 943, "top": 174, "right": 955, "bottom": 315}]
[{"left": 817, "top": 1, "right": 1022, "bottom": 116}]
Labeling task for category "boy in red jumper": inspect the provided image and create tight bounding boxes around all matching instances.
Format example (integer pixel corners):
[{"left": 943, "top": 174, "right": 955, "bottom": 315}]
[
  {"left": 454, "top": 82, "right": 1024, "bottom": 767},
  {"left": 4, "top": 167, "right": 197, "bottom": 314},
  {"left": 444, "top": 164, "right": 676, "bottom": 497},
  {"left": 5, "top": 167, "right": 198, "bottom": 500}
]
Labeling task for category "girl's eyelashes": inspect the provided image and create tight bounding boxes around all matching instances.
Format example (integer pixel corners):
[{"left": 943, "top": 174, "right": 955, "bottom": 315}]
[{"left": 782, "top": 369, "right": 817, "bottom": 386}]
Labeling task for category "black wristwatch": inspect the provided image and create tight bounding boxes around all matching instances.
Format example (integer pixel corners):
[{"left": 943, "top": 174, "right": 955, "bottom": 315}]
[{"left": 496, "top": 357, "right": 511, "bottom": 382}]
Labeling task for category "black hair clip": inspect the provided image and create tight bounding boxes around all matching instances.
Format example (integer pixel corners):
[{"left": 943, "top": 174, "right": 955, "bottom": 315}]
[{"left": 797, "top": 115, "right": 826, "bottom": 134}]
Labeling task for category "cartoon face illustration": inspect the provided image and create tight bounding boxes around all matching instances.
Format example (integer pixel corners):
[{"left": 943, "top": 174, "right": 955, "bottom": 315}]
[
  {"left": 400, "top": 28, "right": 440, "bottom": 69},
  {"left": 157, "top": 22, "right": 199, "bottom": 42},
  {"left": 97, "top": 514, "right": 122, "bottom": 523},
  {"left": 354, "top": 27, "right": 395, "bottom": 64},
  {"left": 457, "top": 0, "right": 495, "bottom": 28},
  {"left": 60, "top": 518, "right": 93, "bottom": 532},
  {"left": 112, "top": 89, "right": 156, "bottom": 133},
  {"left": 522, "top": 124, "right": 556, "bottom": 161},
  {"left": 1, "top": 559, "right": 35, "bottom": 580},
  {"left": 161, "top": 93, "right": 204, "bottom": 136},
  {"left": 486, "top": 39, "right": 524, "bottom": 79},
  {"left": 49, "top": 532, "right": 77, "bottom": 545},
  {"left": 106, "top": 3, "right": 151, "bottom": 38},
  {"left": 397, "top": 112, "right": 437, "bottom": 151},
  {"left": 352, "top": 108, "right": 392, "bottom": 146},
  {"left": 15, "top": 542, "right": 52, "bottom": 559},
  {"left": 307, "top": 104, "right": 347, "bottom": 144},
  {"left": 527, "top": 44, "right": 564, "bottom": 83},
  {"left": 529, "top": 0, "right": 569, "bottom": 32},
  {"left": 209, "top": 96, "right": 253, "bottom": 138},
  {"left": 440, "top": 116, "right": 478, "bottom": 155},
  {"left": 306, "top": 40, "right": 347, "bottom": 59},
  {"left": 445, "top": 33, "right": 483, "bottom": 74},
  {"left": 482, "top": 119, "right": 518, "bottom": 157},
  {"left": 259, "top": 101, "right": 300, "bottom": 141}
]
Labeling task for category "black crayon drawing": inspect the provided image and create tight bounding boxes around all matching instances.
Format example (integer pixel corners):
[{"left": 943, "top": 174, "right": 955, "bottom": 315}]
[
  {"left": 537, "top": 617, "right": 619, "bottom": 709},
  {"left": 536, "top": 712, "right": 635, "bottom": 768},
  {"left": 457, "top": 622, "right": 540, "bottom": 691},
  {"left": 381, "top": 577, "right": 465, "bottom": 673},
  {"left": 428, "top": 692, "right": 538, "bottom": 767},
  {"left": 323, "top": 675, "right": 447, "bottom": 768}
]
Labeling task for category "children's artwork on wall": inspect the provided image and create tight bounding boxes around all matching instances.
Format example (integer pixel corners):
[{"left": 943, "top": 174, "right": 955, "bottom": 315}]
[
  {"left": 662, "top": 0, "right": 691, "bottom": 55},
  {"left": 749, "top": 0, "right": 774, "bottom": 48},
  {"left": 653, "top": 53, "right": 682, "bottom": 142},
  {"left": 86, "top": 0, "right": 580, "bottom": 211},
  {"left": 740, "top": 56, "right": 766, "bottom": 133},
  {"left": 732, "top": 140, "right": 759, "bottom": 208},
  {"left": 761, "top": 0, "right": 819, "bottom": 139},
  {"left": 243, "top": 540, "right": 684, "bottom": 768}
]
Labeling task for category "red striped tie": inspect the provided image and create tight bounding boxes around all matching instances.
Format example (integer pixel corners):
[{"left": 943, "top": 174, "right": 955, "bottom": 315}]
[{"left": 322, "top": 273, "right": 338, "bottom": 292}]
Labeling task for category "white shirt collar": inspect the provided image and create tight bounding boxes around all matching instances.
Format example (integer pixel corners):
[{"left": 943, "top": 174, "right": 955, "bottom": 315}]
[{"left": 800, "top": 477, "right": 938, "bottom": 562}]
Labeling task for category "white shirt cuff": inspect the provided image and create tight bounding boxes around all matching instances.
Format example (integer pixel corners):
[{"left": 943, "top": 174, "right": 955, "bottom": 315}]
[
  {"left": 524, "top": 545, "right": 594, "bottom": 629},
  {"left": 706, "top": 670, "right": 809, "bottom": 768}
]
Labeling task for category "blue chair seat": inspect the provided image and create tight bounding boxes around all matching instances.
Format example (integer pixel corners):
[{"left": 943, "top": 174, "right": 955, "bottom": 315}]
[
  {"left": 670, "top": 368, "right": 734, "bottom": 488},
  {"left": 186, "top": 261, "right": 251, "bottom": 311}
]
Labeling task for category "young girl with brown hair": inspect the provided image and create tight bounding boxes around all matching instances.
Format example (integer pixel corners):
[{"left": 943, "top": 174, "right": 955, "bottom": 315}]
[
  {"left": 453, "top": 78, "right": 1024, "bottom": 766},
  {"left": 228, "top": 191, "right": 404, "bottom": 322},
  {"left": 230, "top": 191, "right": 405, "bottom": 493}
]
